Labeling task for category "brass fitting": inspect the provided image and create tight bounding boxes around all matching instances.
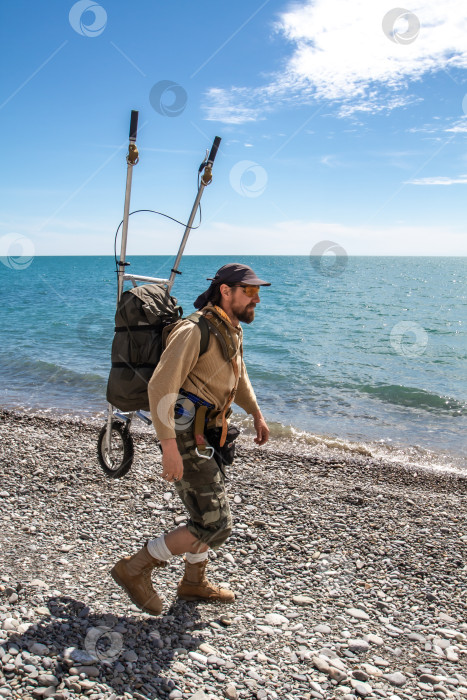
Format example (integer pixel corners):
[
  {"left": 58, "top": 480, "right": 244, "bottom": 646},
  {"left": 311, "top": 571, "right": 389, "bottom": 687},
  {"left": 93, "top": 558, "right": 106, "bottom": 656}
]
[
  {"left": 201, "top": 165, "right": 212, "bottom": 186},
  {"left": 127, "top": 143, "right": 139, "bottom": 165}
]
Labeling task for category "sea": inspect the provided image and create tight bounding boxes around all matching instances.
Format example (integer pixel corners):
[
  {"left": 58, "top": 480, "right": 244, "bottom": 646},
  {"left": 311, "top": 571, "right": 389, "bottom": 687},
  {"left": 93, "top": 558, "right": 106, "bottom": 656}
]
[{"left": 1, "top": 255, "right": 466, "bottom": 473}]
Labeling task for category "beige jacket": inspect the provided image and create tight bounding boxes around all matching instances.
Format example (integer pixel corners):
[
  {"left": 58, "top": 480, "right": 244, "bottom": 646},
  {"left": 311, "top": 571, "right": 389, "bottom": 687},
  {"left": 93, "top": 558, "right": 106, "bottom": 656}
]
[{"left": 148, "top": 305, "right": 260, "bottom": 440}]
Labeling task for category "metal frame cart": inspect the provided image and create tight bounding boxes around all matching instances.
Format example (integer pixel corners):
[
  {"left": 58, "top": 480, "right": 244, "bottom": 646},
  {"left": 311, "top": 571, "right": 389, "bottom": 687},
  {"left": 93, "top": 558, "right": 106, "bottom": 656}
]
[{"left": 97, "top": 110, "right": 221, "bottom": 478}]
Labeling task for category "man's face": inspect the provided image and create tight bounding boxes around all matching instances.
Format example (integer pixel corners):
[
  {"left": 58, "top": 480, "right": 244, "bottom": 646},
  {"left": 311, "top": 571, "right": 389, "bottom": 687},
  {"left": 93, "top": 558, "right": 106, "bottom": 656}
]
[{"left": 230, "top": 285, "right": 260, "bottom": 324}]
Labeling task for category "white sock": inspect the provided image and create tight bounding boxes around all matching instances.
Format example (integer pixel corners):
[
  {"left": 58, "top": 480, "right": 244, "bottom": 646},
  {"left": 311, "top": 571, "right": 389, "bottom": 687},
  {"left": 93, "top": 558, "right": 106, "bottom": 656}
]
[
  {"left": 185, "top": 550, "right": 209, "bottom": 564},
  {"left": 147, "top": 535, "right": 173, "bottom": 562}
]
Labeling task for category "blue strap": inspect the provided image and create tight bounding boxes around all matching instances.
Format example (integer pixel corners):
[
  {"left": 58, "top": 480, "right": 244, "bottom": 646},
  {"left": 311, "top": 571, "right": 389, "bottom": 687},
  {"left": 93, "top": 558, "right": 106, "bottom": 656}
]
[{"left": 179, "top": 388, "right": 214, "bottom": 409}]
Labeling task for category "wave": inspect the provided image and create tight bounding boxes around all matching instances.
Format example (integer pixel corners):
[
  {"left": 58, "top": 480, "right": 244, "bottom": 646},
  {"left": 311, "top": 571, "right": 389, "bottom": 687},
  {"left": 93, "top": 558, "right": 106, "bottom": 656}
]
[
  {"left": 232, "top": 413, "right": 467, "bottom": 474},
  {"left": 0, "top": 353, "right": 106, "bottom": 396},
  {"left": 1, "top": 351, "right": 466, "bottom": 470},
  {"left": 257, "top": 376, "right": 466, "bottom": 417},
  {"left": 357, "top": 382, "right": 467, "bottom": 415}
]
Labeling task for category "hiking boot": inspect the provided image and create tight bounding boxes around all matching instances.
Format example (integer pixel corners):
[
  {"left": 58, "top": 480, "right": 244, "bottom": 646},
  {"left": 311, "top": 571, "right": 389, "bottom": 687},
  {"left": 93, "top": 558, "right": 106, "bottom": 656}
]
[
  {"left": 110, "top": 543, "right": 166, "bottom": 615},
  {"left": 177, "top": 558, "right": 235, "bottom": 603}
]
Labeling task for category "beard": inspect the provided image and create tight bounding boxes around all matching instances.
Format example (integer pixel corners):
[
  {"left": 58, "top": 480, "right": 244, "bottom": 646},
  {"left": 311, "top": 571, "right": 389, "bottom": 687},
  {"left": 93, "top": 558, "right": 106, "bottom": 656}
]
[{"left": 234, "top": 302, "right": 256, "bottom": 324}]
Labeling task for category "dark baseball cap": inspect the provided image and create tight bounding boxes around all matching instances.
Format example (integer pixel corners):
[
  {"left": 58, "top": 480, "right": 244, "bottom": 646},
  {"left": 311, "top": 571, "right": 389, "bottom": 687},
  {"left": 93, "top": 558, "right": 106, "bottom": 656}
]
[
  {"left": 207, "top": 263, "right": 271, "bottom": 287},
  {"left": 194, "top": 263, "right": 271, "bottom": 309}
]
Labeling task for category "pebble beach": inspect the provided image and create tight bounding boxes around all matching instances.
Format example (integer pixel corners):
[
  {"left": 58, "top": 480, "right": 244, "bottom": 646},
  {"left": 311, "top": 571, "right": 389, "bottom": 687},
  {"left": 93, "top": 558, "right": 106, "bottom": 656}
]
[{"left": 1, "top": 408, "right": 466, "bottom": 700}]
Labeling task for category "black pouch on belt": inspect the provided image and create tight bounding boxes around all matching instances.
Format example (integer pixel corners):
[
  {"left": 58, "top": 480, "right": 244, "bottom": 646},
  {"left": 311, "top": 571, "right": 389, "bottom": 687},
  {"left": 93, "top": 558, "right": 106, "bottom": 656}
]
[{"left": 205, "top": 425, "right": 241, "bottom": 468}]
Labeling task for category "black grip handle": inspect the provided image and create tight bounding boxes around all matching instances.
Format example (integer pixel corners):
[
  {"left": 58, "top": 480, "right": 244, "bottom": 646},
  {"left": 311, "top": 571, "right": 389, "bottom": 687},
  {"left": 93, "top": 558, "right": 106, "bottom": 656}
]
[
  {"left": 129, "top": 110, "right": 139, "bottom": 140},
  {"left": 207, "top": 136, "right": 221, "bottom": 165}
]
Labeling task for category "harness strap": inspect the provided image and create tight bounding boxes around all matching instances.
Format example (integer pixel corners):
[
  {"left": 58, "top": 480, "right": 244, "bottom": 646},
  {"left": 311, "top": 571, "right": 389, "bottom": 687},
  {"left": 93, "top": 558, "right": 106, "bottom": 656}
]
[
  {"left": 193, "top": 404, "right": 209, "bottom": 450},
  {"left": 201, "top": 309, "right": 242, "bottom": 447},
  {"left": 201, "top": 310, "right": 237, "bottom": 361},
  {"left": 167, "top": 308, "right": 240, "bottom": 453}
]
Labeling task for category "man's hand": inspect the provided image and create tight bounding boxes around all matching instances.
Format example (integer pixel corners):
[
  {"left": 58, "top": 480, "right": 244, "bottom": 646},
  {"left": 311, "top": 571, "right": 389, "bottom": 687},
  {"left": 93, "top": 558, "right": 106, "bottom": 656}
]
[
  {"left": 160, "top": 438, "right": 184, "bottom": 483},
  {"left": 252, "top": 410, "right": 269, "bottom": 446}
]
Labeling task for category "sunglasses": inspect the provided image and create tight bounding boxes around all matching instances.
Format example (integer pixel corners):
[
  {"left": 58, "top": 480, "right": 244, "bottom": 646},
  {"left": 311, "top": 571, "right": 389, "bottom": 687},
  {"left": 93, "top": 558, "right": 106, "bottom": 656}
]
[{"left": 232, "top": 285, "right": 260, "bottom": 297}]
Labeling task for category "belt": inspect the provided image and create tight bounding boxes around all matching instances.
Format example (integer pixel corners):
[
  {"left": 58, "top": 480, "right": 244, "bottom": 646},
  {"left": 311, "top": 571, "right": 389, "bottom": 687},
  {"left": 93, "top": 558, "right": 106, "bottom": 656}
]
[
  {"left": 177, "top": 386, "right": 237, "bottom": 459},
  {"left": 177, "top": 389, "right": 216, "bottom": 460}
]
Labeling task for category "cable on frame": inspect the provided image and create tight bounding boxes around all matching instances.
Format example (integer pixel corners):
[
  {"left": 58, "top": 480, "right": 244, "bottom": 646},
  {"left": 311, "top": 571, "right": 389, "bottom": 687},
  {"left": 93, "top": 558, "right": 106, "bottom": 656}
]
[{"left": 113, "top": 174, "right": 203, "bottom": 273}]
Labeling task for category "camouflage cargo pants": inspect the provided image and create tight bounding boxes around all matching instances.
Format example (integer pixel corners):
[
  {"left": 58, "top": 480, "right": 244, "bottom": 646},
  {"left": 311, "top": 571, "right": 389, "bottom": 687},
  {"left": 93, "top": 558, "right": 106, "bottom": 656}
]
[{"left": 174, "top": 428, "right": 232, "bottom": 550}]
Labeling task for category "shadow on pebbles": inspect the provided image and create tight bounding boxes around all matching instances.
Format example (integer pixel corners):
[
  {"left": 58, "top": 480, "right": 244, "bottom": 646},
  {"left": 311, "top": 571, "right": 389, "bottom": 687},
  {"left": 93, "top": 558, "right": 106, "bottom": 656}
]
[{"left": 1, "top": 409, "right": 467, "bottom": 700}]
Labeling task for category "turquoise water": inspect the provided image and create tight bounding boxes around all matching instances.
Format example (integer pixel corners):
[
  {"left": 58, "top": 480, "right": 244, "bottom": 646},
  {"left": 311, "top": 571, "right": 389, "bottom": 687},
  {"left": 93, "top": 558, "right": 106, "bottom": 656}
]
[{"left": 1, "top": 255, "right": 466, "bottom": 470}]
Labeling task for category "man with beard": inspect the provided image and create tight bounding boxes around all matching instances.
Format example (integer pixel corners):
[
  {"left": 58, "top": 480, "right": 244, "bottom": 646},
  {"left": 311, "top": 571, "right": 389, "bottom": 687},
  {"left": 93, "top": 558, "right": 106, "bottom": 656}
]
[{"left": 111, "top": 263, "right": 270, "bottom": 614}]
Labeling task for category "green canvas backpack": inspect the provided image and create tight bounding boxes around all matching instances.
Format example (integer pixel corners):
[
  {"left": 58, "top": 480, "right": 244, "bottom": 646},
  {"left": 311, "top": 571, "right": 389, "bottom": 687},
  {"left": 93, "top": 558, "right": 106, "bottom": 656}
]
[{"left": 106, "top": 283, "right": 210, "bottom": 412}]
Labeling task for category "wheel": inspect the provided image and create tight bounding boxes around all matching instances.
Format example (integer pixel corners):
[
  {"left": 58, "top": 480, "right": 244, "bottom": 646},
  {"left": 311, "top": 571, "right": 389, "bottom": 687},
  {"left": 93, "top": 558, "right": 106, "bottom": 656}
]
[{"left": 97, "top": 421, "right": 134, "bottom": 478}]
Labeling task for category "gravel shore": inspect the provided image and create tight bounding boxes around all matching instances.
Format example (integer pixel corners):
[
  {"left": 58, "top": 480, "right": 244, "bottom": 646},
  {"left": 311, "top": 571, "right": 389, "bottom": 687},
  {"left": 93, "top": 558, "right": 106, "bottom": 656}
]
[{"left": 1, "top": 408, "right": 466, "bottom": 700}]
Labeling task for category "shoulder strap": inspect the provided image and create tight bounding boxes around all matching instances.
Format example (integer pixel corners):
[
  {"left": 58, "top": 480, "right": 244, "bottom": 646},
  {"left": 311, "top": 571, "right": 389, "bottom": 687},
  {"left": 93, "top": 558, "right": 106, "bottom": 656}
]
[
  {"left": 185, "top": 312, "right": 210, "bottom": 356},
  {"left": 163, "top": 312, "right": 211, "bottom": 357},
  {"left": 201, "top": 310, "right": 237, "bottom": 361},
  {"left": 198, "top": 315, "right": 210, "bottom": 356},
  {"left": 162, "top": 310, "right": 235, "bottom": 362}
]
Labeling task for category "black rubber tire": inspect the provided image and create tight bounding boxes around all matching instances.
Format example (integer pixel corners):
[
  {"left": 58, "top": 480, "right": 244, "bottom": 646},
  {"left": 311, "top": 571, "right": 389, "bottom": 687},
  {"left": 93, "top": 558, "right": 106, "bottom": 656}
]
[{"left": 97, "top": 421, "right": 134, "bottom": 478}]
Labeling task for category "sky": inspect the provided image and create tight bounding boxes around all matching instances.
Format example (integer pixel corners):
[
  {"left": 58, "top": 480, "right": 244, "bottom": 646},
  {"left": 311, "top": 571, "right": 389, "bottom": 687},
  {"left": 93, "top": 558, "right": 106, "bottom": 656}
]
[{"left": 0, "top": 0, "right": 466, "bottom": 258}]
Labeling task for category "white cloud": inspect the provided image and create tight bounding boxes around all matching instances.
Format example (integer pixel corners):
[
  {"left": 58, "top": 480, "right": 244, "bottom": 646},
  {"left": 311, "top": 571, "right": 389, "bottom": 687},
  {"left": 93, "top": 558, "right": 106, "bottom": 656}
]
[
  {"left": 406, "top": 116, "right": 467, "bottom": 137},
  {"left": 204, "top": 88, "right": 265, "bottom": 124},
  {"left": 446, "top": 119, "right": 467, "bottom": 133},
  {"left": 204, "top": 0, "right": 467, "bottom": 123},
  {"left": 407, "top": 175, "right": 467, "bottom": 185}
]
